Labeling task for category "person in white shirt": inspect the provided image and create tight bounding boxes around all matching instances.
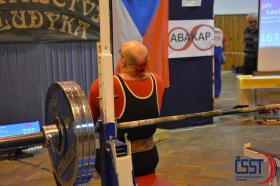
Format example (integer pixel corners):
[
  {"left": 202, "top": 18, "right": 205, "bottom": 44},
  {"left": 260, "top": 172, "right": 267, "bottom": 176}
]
[{"left": 214, "top": 27, "right": 227, "bottom": 98}]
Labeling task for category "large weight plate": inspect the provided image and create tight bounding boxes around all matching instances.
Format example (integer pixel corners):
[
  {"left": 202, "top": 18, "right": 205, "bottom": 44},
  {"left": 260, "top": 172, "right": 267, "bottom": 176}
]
[
  {"left": 68, "top": 81, "right": 96, "bottom": 184},
  {"left": 45, "top": 81, "right": 96, "bottom": 186}
]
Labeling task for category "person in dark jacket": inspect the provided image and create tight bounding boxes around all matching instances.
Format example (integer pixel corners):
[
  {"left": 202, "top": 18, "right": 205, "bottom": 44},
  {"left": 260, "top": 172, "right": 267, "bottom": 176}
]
[{"left": 243, "top": 14, "right": 259, "bottom": 75}]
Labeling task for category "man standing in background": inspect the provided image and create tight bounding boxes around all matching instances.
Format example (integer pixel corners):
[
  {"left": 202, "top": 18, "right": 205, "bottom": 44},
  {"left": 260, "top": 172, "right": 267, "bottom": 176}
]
[{"left": 243, "top": 14, "right": 259, "bottom": 75}]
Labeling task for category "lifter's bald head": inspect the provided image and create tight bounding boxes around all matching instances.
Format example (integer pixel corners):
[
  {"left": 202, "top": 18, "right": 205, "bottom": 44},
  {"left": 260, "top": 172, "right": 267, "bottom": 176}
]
[{"left": 119, "top": 41, "right": 149, "bottom": 77}]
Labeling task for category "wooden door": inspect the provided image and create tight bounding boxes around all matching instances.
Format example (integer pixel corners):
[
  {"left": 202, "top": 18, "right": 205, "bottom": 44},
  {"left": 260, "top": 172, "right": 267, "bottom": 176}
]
[{"left": 215, "top": 15, "right": 248, "bottom": 71}]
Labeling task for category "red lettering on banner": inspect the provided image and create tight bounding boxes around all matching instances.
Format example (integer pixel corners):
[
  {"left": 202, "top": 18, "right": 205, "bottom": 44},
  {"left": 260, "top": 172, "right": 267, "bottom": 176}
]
[{"left": 169, "top": 24, "right": 214, "bottom": 52}]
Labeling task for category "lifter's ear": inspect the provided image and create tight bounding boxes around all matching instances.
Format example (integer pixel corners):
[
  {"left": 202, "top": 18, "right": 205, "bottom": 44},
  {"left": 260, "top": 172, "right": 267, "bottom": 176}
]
[{"left": 121, "top": 57, "right": 127, "bottom": 67}]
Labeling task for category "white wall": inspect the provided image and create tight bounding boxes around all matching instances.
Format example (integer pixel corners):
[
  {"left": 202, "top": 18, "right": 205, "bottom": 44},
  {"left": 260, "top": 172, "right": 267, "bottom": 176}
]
[{"left": 214, "top": 0, "right": 259, "bottom": 15}]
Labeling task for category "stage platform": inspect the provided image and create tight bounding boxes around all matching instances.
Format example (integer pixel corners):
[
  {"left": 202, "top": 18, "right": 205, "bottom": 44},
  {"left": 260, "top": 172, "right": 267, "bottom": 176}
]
[{"left": 0, "top": 72, "right": 279, "bottom": 186}]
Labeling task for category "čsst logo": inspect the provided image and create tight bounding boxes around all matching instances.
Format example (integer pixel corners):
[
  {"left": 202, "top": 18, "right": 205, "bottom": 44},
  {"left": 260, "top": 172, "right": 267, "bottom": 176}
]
[
  {"left": 168, "top": 24, "right": 214, "bottom": 52},
  {"left": 235, "top": 154, "right": 277, "bottom": 184},
  {"left": 258, "top": 153, "right": 277, "bottom": 184}
]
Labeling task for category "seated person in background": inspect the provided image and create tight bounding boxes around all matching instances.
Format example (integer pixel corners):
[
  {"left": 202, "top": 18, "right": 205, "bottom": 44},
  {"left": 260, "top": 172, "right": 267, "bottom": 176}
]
[{"left": 88, "top": 40, "right": 165, "bottom": 176}]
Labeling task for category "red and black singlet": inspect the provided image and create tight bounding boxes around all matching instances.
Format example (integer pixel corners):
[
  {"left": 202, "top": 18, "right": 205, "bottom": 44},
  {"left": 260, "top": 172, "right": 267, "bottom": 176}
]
[
  {"left": 115, "top": 73, "right": 159, "bottom": 176},
  {"left": 116, "top": 73, "right": 159, "bottom": 141}
]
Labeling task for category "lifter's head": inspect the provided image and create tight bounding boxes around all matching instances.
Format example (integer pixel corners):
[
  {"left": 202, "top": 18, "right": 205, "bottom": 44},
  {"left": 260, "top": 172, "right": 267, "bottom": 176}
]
[{"left": 118, "top": 40, "right": 149, "bottom": 78}]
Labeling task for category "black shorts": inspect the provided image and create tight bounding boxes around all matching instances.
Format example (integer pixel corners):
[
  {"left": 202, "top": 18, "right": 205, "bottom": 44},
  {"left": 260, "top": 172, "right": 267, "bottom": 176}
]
[{"left": 132, "top": 145, "right": 159, "bottom": 176}]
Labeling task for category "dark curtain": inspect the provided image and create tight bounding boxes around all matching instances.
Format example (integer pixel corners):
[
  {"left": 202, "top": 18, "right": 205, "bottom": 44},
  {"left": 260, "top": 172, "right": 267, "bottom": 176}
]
[
  {"left": 160, "top": 0, "right": 214, "bottom": 129},
  {"left": 0, "top": 42, "right": 98, "bottom": 125}
]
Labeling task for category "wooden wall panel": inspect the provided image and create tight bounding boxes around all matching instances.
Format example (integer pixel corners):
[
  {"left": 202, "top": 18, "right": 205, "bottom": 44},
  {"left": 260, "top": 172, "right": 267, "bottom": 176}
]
[{"left": 215, "top": 15, "right": 248, "bottom": 71}]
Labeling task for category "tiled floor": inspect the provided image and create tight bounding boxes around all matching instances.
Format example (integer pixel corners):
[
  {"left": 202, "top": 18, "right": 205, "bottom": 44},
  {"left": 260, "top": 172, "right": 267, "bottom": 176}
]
[{"left": 0, "top": 72, "right": 279, "bottom": 186}]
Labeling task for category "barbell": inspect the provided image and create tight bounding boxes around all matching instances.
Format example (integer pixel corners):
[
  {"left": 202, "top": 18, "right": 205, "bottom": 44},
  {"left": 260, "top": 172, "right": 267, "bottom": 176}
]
[
  {"left": 1, "top": 81, "right": 280, "bottom": 186},
  {"left": 0, "top": 81, "right": 96, "bottom": 186}
]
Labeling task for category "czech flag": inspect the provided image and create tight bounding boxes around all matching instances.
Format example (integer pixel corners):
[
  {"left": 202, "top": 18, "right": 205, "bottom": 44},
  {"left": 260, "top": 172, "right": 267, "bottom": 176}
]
[{"left": 112, "top": 0, "right": 170, "bottom": 87}]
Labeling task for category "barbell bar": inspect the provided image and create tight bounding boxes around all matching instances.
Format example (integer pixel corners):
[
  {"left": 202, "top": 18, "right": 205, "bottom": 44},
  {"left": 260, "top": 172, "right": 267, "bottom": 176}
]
[
  {"left": 3, "top": 104, "right": 279, "bottom": 150},
  {"left": 3, "top": 105, "right": 276, "bottom": 149},
  {"left": 0, "top": 132, "right": 45, "bottom": 150},
  {"left": 118, "top": 104, "right": 280, "bottom": 129},
  {"left": 1, "top": 81, "right": 280, "bottom": 186}
]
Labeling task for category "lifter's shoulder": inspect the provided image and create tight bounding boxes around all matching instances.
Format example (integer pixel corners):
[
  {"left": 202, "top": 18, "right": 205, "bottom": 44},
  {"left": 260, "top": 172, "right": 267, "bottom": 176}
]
[{"left": 150, "top": 73, "right": 164, "bottom": 86}]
